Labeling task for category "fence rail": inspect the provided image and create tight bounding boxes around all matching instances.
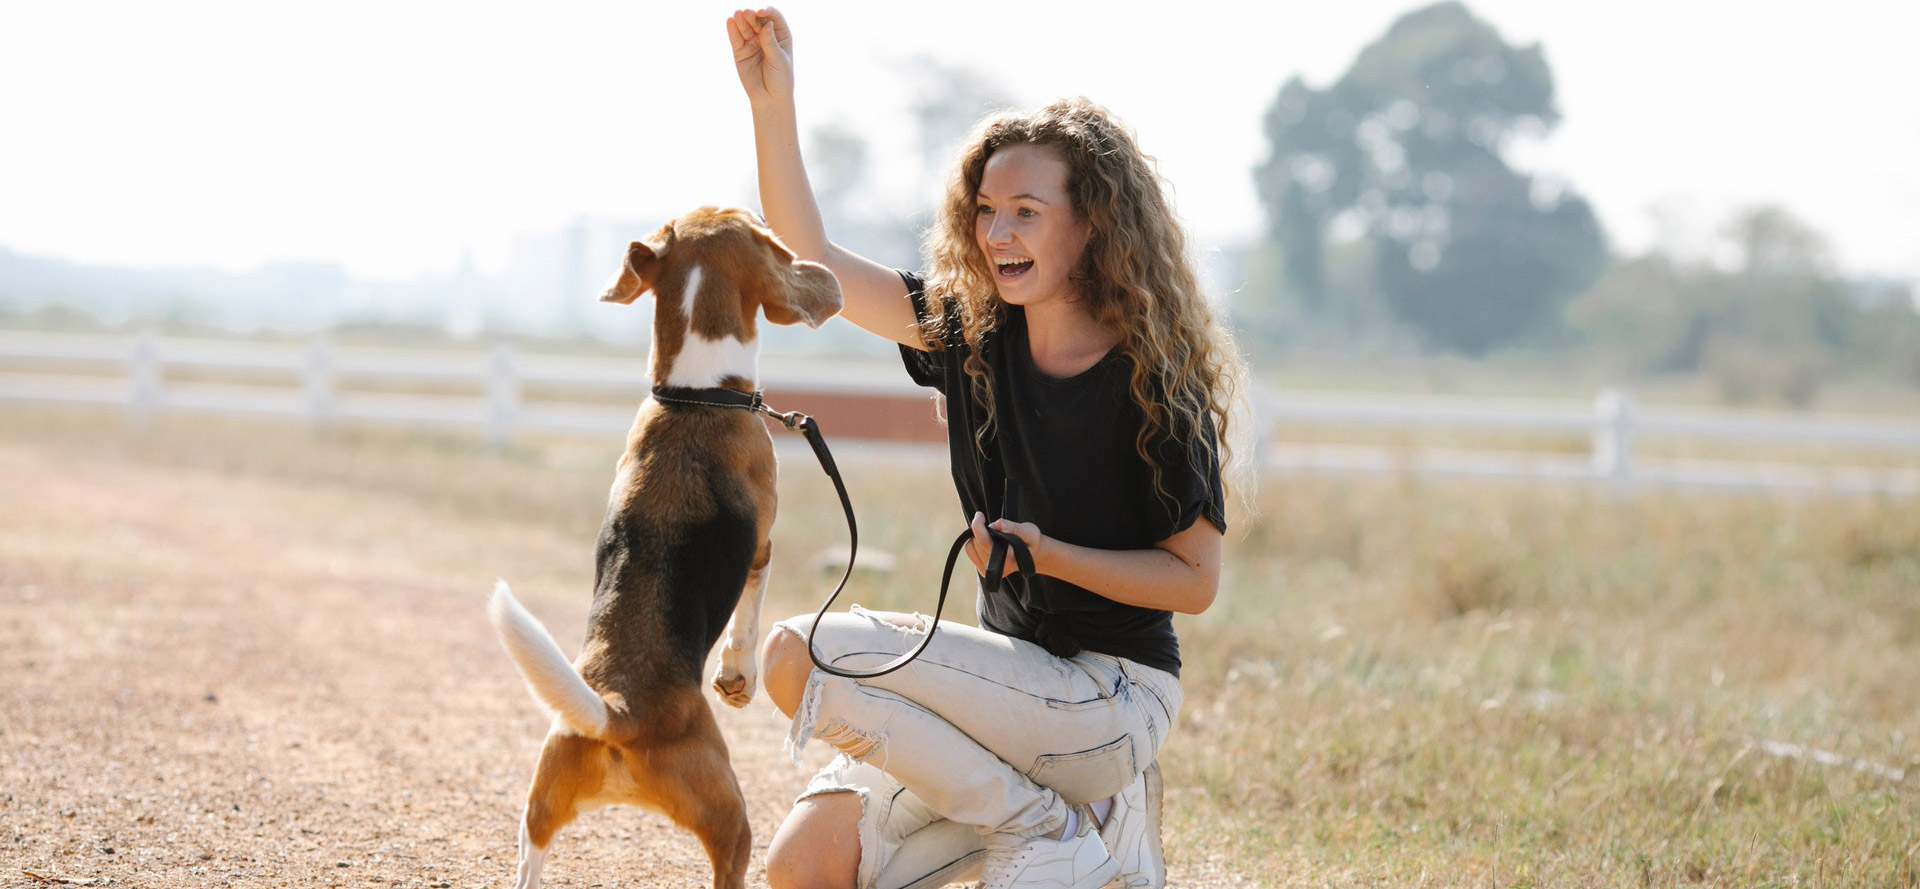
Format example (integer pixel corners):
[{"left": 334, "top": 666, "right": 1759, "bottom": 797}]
[{"left": 3, "top": 329, "right": 1916, "bottom": 496}]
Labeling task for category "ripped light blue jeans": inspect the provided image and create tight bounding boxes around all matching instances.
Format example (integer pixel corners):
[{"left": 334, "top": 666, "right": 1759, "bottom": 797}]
[{"left": 778, "top": 606, "right": 1183, "bottom": 889}]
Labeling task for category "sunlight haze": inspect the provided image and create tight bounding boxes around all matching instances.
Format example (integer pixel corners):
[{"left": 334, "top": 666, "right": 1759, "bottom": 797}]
[{"left": 3, "top": 0, "right": 1915, "bottom": 285}]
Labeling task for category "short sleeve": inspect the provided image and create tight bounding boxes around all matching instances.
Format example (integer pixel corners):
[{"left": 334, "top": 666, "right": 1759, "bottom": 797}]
[
  {"left": 896, "top": 270, "right": 947, "bottom": 389},
  {"left": 1146, "top": 408, "right": 1228, "bottom": 539}
]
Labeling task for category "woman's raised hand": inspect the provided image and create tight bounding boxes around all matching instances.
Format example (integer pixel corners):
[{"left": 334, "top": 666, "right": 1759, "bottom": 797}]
[{"left": 727, "top": 7, "right": 794, "bottom": 106}]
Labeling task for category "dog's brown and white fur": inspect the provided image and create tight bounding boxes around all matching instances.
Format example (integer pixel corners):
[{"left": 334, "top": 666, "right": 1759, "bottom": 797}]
[{"left": 488, "top": 206, "right": 841, "bottom": 889}]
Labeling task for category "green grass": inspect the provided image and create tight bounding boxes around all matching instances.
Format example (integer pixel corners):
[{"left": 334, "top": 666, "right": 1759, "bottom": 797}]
[
  {"left": 1177, "top": 477, "right": 1919, "bottom": 886},
  {"left": 4, "top": 405, "right": 1915, "bottom": 886}
]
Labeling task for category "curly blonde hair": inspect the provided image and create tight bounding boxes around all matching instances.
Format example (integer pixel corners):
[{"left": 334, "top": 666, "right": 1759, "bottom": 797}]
[{"left": 921, "top": 97, "right": 1248, "bottom": 507}]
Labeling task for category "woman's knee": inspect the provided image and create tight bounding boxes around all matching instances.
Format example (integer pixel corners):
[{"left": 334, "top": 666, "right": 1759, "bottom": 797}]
[
  {"left": 759, "top": 620, "right": 813, "bottom": 718},
  {"left": 765, "top": 791, "right": 863, "bottom": 889},
  {"left": 762, "top": 610, "right": 932, "bottom": 717}
]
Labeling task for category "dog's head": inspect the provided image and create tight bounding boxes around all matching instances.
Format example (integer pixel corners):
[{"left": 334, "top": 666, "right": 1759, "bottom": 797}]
[{"left": 601, "top": 206, "right": 843, "bottom": 388}]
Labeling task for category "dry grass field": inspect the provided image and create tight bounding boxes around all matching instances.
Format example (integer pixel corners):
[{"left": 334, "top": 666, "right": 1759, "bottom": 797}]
[{"left": 2, "top": 405, "right": 1916, "bottom": 887}]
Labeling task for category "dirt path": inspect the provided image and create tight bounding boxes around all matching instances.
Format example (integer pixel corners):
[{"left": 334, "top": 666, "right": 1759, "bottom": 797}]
[{"left": 0, "top": 435, "right": 831, "bottom": 888}]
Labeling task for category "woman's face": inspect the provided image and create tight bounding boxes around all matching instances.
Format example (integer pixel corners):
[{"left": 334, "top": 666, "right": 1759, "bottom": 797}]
[{"left": 974, "top": 143, "right": 1093, "bottom": 309}]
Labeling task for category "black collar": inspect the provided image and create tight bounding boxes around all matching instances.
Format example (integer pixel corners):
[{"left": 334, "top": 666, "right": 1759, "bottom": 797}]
[{"left": 650, "top": 385, "right": 765, "bottom": 411}]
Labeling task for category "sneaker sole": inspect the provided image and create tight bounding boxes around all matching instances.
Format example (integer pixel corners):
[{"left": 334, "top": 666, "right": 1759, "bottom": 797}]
[
  {"left": 1103, "top": 762, "right": 1165, "bottom": 889},
  {"left": 1141, "top": 762, "right": 1164, "bottom": 887},
  {"left": 1083, "top": 854, "right": 1122, "bottom": 889}
]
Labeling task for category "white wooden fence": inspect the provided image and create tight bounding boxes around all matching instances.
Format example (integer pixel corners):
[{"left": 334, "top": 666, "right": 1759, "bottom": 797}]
[
  {"left": 3, "top": 329, "right": 1917, "bottom": 496},
  {"left": 1251, "top": 388, "right": 1920, "bottom": 496}
]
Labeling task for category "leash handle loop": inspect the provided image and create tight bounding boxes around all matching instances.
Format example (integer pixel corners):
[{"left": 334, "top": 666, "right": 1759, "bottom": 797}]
[
  {"left": 980, "top": 480, "right": 1032, "bottom": 594},
  {"left": 763, "top": 398, "right": 1025, "bottom": 680},
  {"left": 774, "top": 410, "right": 962, "bottom": 680},
  {"left": 981, "top": 528, "right": 1034, "bottom": 594},
  {"left": 806, "top": 530, "right": 970, "bottom": 680},
  {"left": 775, "top": 412, "right": 938, "bottom": 680}
]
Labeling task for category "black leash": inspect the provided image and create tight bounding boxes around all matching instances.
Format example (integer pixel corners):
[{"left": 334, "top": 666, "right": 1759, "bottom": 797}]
[{"left": 650, "top": 385, "right": 1029, "bottom": 680}]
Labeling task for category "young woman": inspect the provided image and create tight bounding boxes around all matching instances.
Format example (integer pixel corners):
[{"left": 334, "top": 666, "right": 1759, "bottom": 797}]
[{"left": 727, "top": 9, "right": 1245, "bottom": 889}]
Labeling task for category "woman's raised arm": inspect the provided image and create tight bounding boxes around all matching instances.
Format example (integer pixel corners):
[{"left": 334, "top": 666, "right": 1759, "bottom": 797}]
[{"left": 728, "top": 8, "right": 925, "bottom": 349}]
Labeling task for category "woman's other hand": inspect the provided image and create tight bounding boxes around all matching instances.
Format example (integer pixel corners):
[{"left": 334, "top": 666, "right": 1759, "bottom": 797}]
[
  {"left": 966, "top": 512, "right": 1044, "bottom": 578},
  {"left": 728, "top": 7, "right": 794, "bottom": 106}
]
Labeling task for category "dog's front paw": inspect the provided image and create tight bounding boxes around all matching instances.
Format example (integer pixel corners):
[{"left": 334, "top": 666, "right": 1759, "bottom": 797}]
[{"left": 711, "top": 650, "right": 757, "bottom": 708}]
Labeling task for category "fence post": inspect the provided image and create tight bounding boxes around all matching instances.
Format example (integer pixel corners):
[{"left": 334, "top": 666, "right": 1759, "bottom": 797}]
[
  {"left": 128, "top": 329, "right": 160, "bottom": 424},
  {"left": 305, "top": 335, "right": 335, "bottom": 431},
  {"left": 1592, "top": 387, "right": 1634, "bottom": 489},
  {"left": 487, "top": 342, "right": 518, "bottom": 451}
]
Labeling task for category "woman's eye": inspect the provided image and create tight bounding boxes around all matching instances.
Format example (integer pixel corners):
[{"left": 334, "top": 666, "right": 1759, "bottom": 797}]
[
  {"left": 1017, "top": 207, "right": 1037, "bottom": 219},
  {"left": 976, "top": 205, "right": 994, "bottom": 217}
]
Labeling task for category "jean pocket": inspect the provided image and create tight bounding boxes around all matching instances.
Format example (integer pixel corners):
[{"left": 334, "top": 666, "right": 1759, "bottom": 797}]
[{"left": 1024, "top": 734, "right": 1137, "bottom": 805}]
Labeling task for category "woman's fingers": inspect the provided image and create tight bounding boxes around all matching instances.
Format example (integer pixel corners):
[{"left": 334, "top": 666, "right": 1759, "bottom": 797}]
[
  {"left": 727, "top": 10, "right": 754, "bottom": 57},
  {"left": 758, "top": 18, "right": 782, "bottom": 59},
  {"left": 728, "top": 6, "right": 793, "bottom": 98},
  {"left": 756, "top": 7, "right": 791, "bottom": 67},
  {"left": 964, "top": 513, "right": 1043, "bottom": 578},
  {"left": 989, "top": 518, "right": 1038, "bottom": 548},
  {"left": 761, "top": 6, "right": 792, "bottom": 48},
  {"left": 965, "top": 512, "right": 993, "bottom": 575}
]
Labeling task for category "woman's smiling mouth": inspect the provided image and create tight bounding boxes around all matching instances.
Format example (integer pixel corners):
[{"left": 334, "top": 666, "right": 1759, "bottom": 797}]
[{"left": 994, "top": 256, "right": 1035, "bottom": 278}]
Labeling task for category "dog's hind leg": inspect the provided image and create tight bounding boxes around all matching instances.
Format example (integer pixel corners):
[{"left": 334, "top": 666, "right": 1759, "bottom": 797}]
[
  {"left": 514, "top": 731, "right": 603, "bottom": 889},
  {"left": 712, "top": 538, "right": 772, "bottom": 708},
  {"left": 638, "top": 698, "right": 753, "bottom": 889},
  {"left": 514, "top": 818, "right": 548, "bottom": 889}
]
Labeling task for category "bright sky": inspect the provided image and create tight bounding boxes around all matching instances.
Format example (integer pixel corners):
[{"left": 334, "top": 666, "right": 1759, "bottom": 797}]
[{"left": 3, "top": 0, "right": 1916, "bottom": 284}]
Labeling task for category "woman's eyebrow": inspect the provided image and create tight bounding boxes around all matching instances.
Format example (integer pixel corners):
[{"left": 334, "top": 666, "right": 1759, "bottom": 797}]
[{"left": 977, "top": 191, "right": 1054, "bottom": 205}]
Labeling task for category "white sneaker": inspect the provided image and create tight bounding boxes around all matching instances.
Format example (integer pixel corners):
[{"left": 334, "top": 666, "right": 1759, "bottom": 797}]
[
  {"left": 1098, "top": 763, "right": 1165, "bottom": 889},
  {"left": 977, "top": 811, "right": 1120, "bottom": 889}
]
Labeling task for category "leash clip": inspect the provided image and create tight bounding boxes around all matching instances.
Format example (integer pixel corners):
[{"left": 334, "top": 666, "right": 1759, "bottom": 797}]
[
  {"left": 757, "top": 404, "right": 810, "bottom": 431},
  {"left": 741, "top": 391, "right": 806, "bottom": 431}
]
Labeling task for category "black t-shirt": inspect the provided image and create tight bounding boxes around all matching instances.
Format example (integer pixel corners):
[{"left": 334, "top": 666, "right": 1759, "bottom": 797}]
[{"left": 897, "top": 271, "right": 1226, "bottom": 676}]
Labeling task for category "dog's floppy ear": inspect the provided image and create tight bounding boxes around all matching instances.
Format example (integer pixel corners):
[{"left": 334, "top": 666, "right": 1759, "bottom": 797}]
[
  {"left": 599, "top": 239, "right": 665, "bottom": 305},
  {"left": 748, "top": 227, "right": 843, "bottom": 328},
  {"left": 763, "top": 260, "right": 843, "bottom": 328}
]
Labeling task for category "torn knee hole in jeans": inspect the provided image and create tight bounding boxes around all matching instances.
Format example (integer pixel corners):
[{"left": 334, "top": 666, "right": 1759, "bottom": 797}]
[
  {"left": 818, "top": 718, "right": 887, "bottom": 761},
  {"left": 850, "top": 604, "right": 932, "bottom": 635},
  {"left": 784, "top": 671, "right": 824, "bottom": 766},
  {"left": 786, "top": 672, "right": 888, "bottom": 767}
]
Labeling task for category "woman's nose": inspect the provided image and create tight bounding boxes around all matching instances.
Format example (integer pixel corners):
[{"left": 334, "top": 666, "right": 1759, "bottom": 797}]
[{"left": 984, "top": 214, "right": 1013, "bottom": 247}]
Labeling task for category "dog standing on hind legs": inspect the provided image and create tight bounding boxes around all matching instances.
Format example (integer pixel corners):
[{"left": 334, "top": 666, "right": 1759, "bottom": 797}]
[{"left": 488, "top": 206, "right": 842, "bottom": 889}]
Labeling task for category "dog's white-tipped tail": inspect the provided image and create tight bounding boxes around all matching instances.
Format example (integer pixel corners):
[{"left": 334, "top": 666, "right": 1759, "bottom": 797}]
[{"left": 488, "top": 580, "right": 610, "bottom": 738}]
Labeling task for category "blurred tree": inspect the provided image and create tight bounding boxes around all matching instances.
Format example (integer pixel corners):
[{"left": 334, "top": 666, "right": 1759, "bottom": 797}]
[
  {"left": 803, "top": 120, "right": 919, "bottom": 270},
  {"left": 1253, "top": 1, "right": 1607, "bottom": 355},
  {"left": 809, "top": 120, "right": 871, "bottom": 225},
  {"left": 1563, "top": 204, "right": 1917, "bottom": 406},
  {"left": 805, "top": 56, "right": 1016, "bottom": 270},
  {"left": 1724, "top": 204, "right": 1833, "bottom": 277},
  {"left": 905, "top": 56, "right": 1017, "bottom": 182}
]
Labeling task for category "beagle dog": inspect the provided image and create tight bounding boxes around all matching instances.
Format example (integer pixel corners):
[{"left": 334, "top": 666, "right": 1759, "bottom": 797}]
[{"left": 488, "top": 206, "right": 841, "bottom": 889}]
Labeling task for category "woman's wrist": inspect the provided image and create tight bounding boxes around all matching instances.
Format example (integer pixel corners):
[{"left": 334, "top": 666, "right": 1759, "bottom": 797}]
[
  {"left": 1012, "top": 527, "right": 1054, "bottom": 579},
  {"left": 1032, "top": 532, "right": 1056, "bottom": 577},
  {"left": 747, "top": 90, "right": 796, "bottom": 120}
]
